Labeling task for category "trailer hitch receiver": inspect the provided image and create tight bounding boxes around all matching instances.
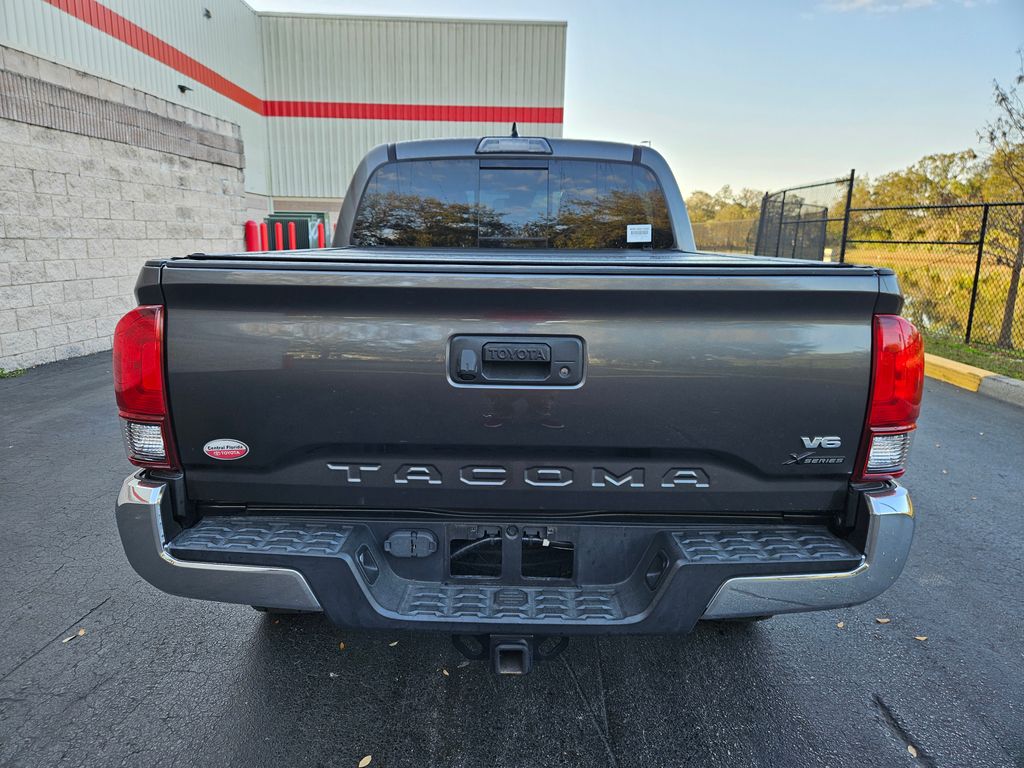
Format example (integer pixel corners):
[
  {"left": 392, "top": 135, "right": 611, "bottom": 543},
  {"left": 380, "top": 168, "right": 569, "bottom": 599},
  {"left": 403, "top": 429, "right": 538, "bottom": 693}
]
[{"left": 451, "top": 634, "right": 569, "bottom": 675}]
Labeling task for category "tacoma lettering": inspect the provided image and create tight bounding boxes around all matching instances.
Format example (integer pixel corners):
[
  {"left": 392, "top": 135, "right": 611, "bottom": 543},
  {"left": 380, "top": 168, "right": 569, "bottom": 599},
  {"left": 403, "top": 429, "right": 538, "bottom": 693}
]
[{"left": 325, "top": 463, "right": 710, "bottom": 490}]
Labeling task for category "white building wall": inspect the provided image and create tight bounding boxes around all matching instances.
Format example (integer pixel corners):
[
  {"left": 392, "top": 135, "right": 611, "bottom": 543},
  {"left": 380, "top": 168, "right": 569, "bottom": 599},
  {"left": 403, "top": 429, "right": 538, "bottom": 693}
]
[
  {"left": 0, "top": 46, "right": 257, "bottom": 372},
  {"left": 261, "top": 14, "right": 566, "bottom": 198},
  {"left": 1, "top": 1, "right": 566, "bottom": 202},
  {"left": 0, "top": 0, "right": 272, "bottom": 194}
]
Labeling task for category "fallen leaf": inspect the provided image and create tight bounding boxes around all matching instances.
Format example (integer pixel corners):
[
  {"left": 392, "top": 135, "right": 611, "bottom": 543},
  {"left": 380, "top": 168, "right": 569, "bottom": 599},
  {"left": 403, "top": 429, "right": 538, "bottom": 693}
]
[
  {"left": 329, "top": 672, "right": 339, "bottom": 678},
  {"left": 457, "top": 660, "right": 470, "bottom": 668},
  {"left": 875, "top": 617, "right": 891, "bottom": 624},
  {"left": 338, "top": 641, "right": 346, "bottom": 651},
  {"left": 836, "top": 621, "right": 845, "bottom": 629},
  {"left": 273, "top": 619, "right": 280, "bottom": 624},
  {"left": 941, "top": 469, "right": 948, "bottom": 474},
  {"left": 63, "top": 628, "right": 86, "bottom": 643},
  {"left": 971, "top": 496, "right": 977, "bottom": 500},
  {"left": 441, "top": 668, "right": 450, "bottom": 677},
  {"left": 358, "top": 755, "right": 372, "bottom": 767},
  {"left": 915, "top": 636, "right": 928, "bottom": 641},
  {"left": 908, "top": 744, "right": 918, "bottom": 758},
  {"left": 388, "top": 641, "right": 398, "bottom": 647}
]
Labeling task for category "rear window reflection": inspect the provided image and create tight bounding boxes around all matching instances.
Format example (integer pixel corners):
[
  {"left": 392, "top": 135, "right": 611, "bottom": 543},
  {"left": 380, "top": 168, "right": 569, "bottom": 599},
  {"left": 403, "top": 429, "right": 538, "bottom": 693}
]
[{"left": 351, "top": 158, "right": 674, "bottom": 249}]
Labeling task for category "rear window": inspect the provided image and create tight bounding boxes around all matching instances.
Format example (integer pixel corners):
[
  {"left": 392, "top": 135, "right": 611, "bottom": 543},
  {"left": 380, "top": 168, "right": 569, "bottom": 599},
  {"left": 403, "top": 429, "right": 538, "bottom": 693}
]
[{"left": 351, "top": 158, "right": 674, "bottom": 249}]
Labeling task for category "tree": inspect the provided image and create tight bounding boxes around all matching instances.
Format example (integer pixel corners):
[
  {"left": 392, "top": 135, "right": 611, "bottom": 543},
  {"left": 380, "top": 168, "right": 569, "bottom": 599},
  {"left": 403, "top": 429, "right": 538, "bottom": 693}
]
[
  {"left": 685, "top": 190, "right": 718, "bottom": 223},
  {"left": 868, "top": 151, "right": 982, "bottom": 207},
  {"left": 979, "top": 49, "right": 1024, "bottom": 348},
  {"left": 685, "top": 187, "right": 763, "bottom": 224},
  {"left": 855, "top": 151, "right": 984, "bottom": 245},
  {"left": 733, "top": 187, "right": 765, "bottom": 211}
]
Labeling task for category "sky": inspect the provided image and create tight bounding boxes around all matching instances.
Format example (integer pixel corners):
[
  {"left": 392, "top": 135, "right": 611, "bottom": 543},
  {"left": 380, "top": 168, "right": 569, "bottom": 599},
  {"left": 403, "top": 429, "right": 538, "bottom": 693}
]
[{"left": 247, "top": 0, "right": 1024, "bottom": 195}]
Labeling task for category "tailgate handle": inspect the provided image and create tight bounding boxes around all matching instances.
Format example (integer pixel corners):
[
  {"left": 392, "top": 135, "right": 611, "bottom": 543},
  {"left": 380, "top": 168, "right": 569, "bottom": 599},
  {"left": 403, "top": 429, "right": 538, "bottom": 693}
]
[{"left": 450, "top": 336, "right": 584, "bottom": 386}]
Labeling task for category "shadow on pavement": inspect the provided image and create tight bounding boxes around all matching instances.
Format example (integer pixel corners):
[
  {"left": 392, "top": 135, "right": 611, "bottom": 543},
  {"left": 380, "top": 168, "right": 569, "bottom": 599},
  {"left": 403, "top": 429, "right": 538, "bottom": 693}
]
[{"left": 212, "top": 614, "right": 799, "bottom": 767}]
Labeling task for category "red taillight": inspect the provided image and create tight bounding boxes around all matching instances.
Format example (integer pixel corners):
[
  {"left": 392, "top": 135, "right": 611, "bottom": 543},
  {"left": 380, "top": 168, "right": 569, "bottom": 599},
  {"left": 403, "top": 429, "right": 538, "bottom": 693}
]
[
  {"left": 868, "top": 315, "right": 924, "bottom": 427},
  {"left": 856, "top": 315, "right": 924, "bottom": 481},
  {"left": 113, "top": 305, "right": 178, "bottom": 470},
  {"left": 114, "top": 306, "right": 164, "bottom": 415}
]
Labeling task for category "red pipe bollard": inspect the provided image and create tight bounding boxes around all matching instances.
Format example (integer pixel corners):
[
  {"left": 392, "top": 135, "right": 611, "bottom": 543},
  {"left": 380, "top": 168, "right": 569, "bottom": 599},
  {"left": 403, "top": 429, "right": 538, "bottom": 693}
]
[
  {"left": 317, "top": 221, "right": 326, "bottom": 248},
  {"left": 287, "top": 221, "right": 297, "bottom": 250},
  {"left": 274, "top": 222, "right": 284, "bottom": 251},
  {"left": 243, "top": 220, "right": 260, "bottom": 252},
  {"left": 259, "top": 222, "right": 268, "bottom": 251}
]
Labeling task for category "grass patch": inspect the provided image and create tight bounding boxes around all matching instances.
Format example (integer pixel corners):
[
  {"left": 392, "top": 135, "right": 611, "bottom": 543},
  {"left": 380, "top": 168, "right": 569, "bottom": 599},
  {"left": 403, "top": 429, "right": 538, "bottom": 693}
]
[
  {"left": 0, "top": 368, "right": 26, "bottom": 379},
  {"left": 924, "top": 334, "right": 1024, "bottom": 380}
]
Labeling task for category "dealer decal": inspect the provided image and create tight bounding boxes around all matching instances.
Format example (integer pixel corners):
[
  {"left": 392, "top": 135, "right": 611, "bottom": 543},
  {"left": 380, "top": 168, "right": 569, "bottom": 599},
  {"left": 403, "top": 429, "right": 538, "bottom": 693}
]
[
  {"left": 203, "top": 439, "right": 249, "bottom": 460},
  {"left": 626, "top": 223, "right": 652, "bottom": 243}
]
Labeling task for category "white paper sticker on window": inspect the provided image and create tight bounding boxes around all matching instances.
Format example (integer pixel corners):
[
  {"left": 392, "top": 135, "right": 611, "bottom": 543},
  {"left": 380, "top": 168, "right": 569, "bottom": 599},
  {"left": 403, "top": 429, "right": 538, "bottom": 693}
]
[{"left": 626, "top": 223, "right": 653, "bottom": 243}]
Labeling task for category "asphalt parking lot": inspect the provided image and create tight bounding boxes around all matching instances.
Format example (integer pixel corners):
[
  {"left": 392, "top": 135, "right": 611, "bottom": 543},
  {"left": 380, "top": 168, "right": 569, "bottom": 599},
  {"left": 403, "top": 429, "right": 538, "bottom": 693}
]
[{"left": 1, "top": 352, "right": 1022, "bottom": 768}]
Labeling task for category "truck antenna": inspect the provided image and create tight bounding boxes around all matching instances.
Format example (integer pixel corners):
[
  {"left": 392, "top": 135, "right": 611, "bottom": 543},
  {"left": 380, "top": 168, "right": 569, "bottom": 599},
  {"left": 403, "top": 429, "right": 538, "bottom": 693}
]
[{"left": 511, "top": 122, "right": 519, "bottom": 137}]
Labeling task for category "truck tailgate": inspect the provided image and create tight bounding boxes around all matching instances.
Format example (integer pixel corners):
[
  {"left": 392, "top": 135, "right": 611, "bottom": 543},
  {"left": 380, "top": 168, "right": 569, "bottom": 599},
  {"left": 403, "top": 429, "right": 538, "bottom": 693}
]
[{"left": 160, "top": 254, "right": 882, "bottom": 514}]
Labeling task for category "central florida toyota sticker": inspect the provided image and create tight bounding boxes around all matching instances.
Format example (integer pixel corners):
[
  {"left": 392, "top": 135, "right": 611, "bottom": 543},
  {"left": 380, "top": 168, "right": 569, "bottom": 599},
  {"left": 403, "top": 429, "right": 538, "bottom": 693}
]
[{"left": 203, "top": 439, "right": 249, "bottom": 460}]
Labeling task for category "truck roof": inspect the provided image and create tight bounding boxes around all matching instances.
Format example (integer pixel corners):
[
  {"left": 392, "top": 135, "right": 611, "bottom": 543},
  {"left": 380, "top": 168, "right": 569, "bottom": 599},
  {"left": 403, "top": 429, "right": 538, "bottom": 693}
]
[{"left": 390, "top": 136, "right": 642, "bottom": 163}]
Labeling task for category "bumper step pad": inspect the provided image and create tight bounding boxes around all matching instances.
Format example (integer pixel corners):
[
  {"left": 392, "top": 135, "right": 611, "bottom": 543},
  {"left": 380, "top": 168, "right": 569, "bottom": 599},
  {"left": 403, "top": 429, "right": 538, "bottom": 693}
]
[
  {"left": 675, "top": 527, "right": 860, "bottom": 565},
  {"left": 171, "top": 518, "right": 351, "bottom": 557},
  {"left": 402, "top": 584, "right": 622, "bottom": 621}
]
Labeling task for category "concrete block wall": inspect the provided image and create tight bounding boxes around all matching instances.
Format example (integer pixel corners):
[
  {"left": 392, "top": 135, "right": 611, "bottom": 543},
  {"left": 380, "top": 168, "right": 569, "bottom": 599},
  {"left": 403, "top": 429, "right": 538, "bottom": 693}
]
[{"left": 0, "top": 45, "right": 269, "bottom": 371}]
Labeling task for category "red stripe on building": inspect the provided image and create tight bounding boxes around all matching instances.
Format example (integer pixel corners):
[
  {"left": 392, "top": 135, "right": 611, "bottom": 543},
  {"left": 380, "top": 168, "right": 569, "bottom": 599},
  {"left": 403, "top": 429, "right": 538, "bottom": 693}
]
[
  {"left": 263, "top": 101, "right": 563, "bottom": 123},
  {"left": 45, "top": 0, "right": 264, "bottom": 113},
  {"left": 44, "top": 0, "right": 563, "bottom": 124}
]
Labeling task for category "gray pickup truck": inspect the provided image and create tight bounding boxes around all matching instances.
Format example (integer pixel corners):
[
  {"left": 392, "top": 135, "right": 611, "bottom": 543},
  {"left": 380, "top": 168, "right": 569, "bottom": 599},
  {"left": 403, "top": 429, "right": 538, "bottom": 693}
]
[{"left": 113, "top": 136, "right": 923, "bottom": 674}]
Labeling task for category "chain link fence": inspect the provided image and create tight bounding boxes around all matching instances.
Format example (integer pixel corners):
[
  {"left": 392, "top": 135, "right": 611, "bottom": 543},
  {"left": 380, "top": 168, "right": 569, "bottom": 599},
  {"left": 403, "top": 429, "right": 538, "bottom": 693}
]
[
  {"left": 690, "top": 218, "right": 759, "bottom": 253},
  {"left": 843, "top": 202, "right": 1024, "bottom": 357},
  {"left": 753, "top": 172, "right": 854, "bottom": 261}
]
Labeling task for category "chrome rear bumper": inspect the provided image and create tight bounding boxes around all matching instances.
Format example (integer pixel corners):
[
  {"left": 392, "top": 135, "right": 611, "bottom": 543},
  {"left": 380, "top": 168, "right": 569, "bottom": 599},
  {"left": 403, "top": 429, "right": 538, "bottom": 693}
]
[
  {"left": 116, "top": 472, "right": 321, "bottom": 612},
  {"left": 701, "top": 484, "right": 914, "bottom": 618},
  {"left": 116, "top": 472, "right": 913, "bottom": 622}
]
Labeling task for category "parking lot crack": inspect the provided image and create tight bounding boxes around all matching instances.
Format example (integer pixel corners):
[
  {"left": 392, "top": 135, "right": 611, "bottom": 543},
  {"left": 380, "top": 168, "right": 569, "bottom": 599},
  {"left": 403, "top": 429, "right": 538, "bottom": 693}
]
[
  {"left": 0, "top": 596, "right": 111, "bottom": 684},
  {"left": 872, "top": 693, "right": 935, "bottom": 767},
  {"left": 561, "top": 652, "right": 619, "bottom": 768},
  {"left": 594, "top": 638, "right": 611, "bottom": 739}
]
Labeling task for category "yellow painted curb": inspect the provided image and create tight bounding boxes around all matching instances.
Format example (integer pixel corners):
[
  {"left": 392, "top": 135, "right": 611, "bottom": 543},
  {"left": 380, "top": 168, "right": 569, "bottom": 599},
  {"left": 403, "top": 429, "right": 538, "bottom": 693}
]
[{"left": 924, "top": 353, "right": 994, "bottom": 392}]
